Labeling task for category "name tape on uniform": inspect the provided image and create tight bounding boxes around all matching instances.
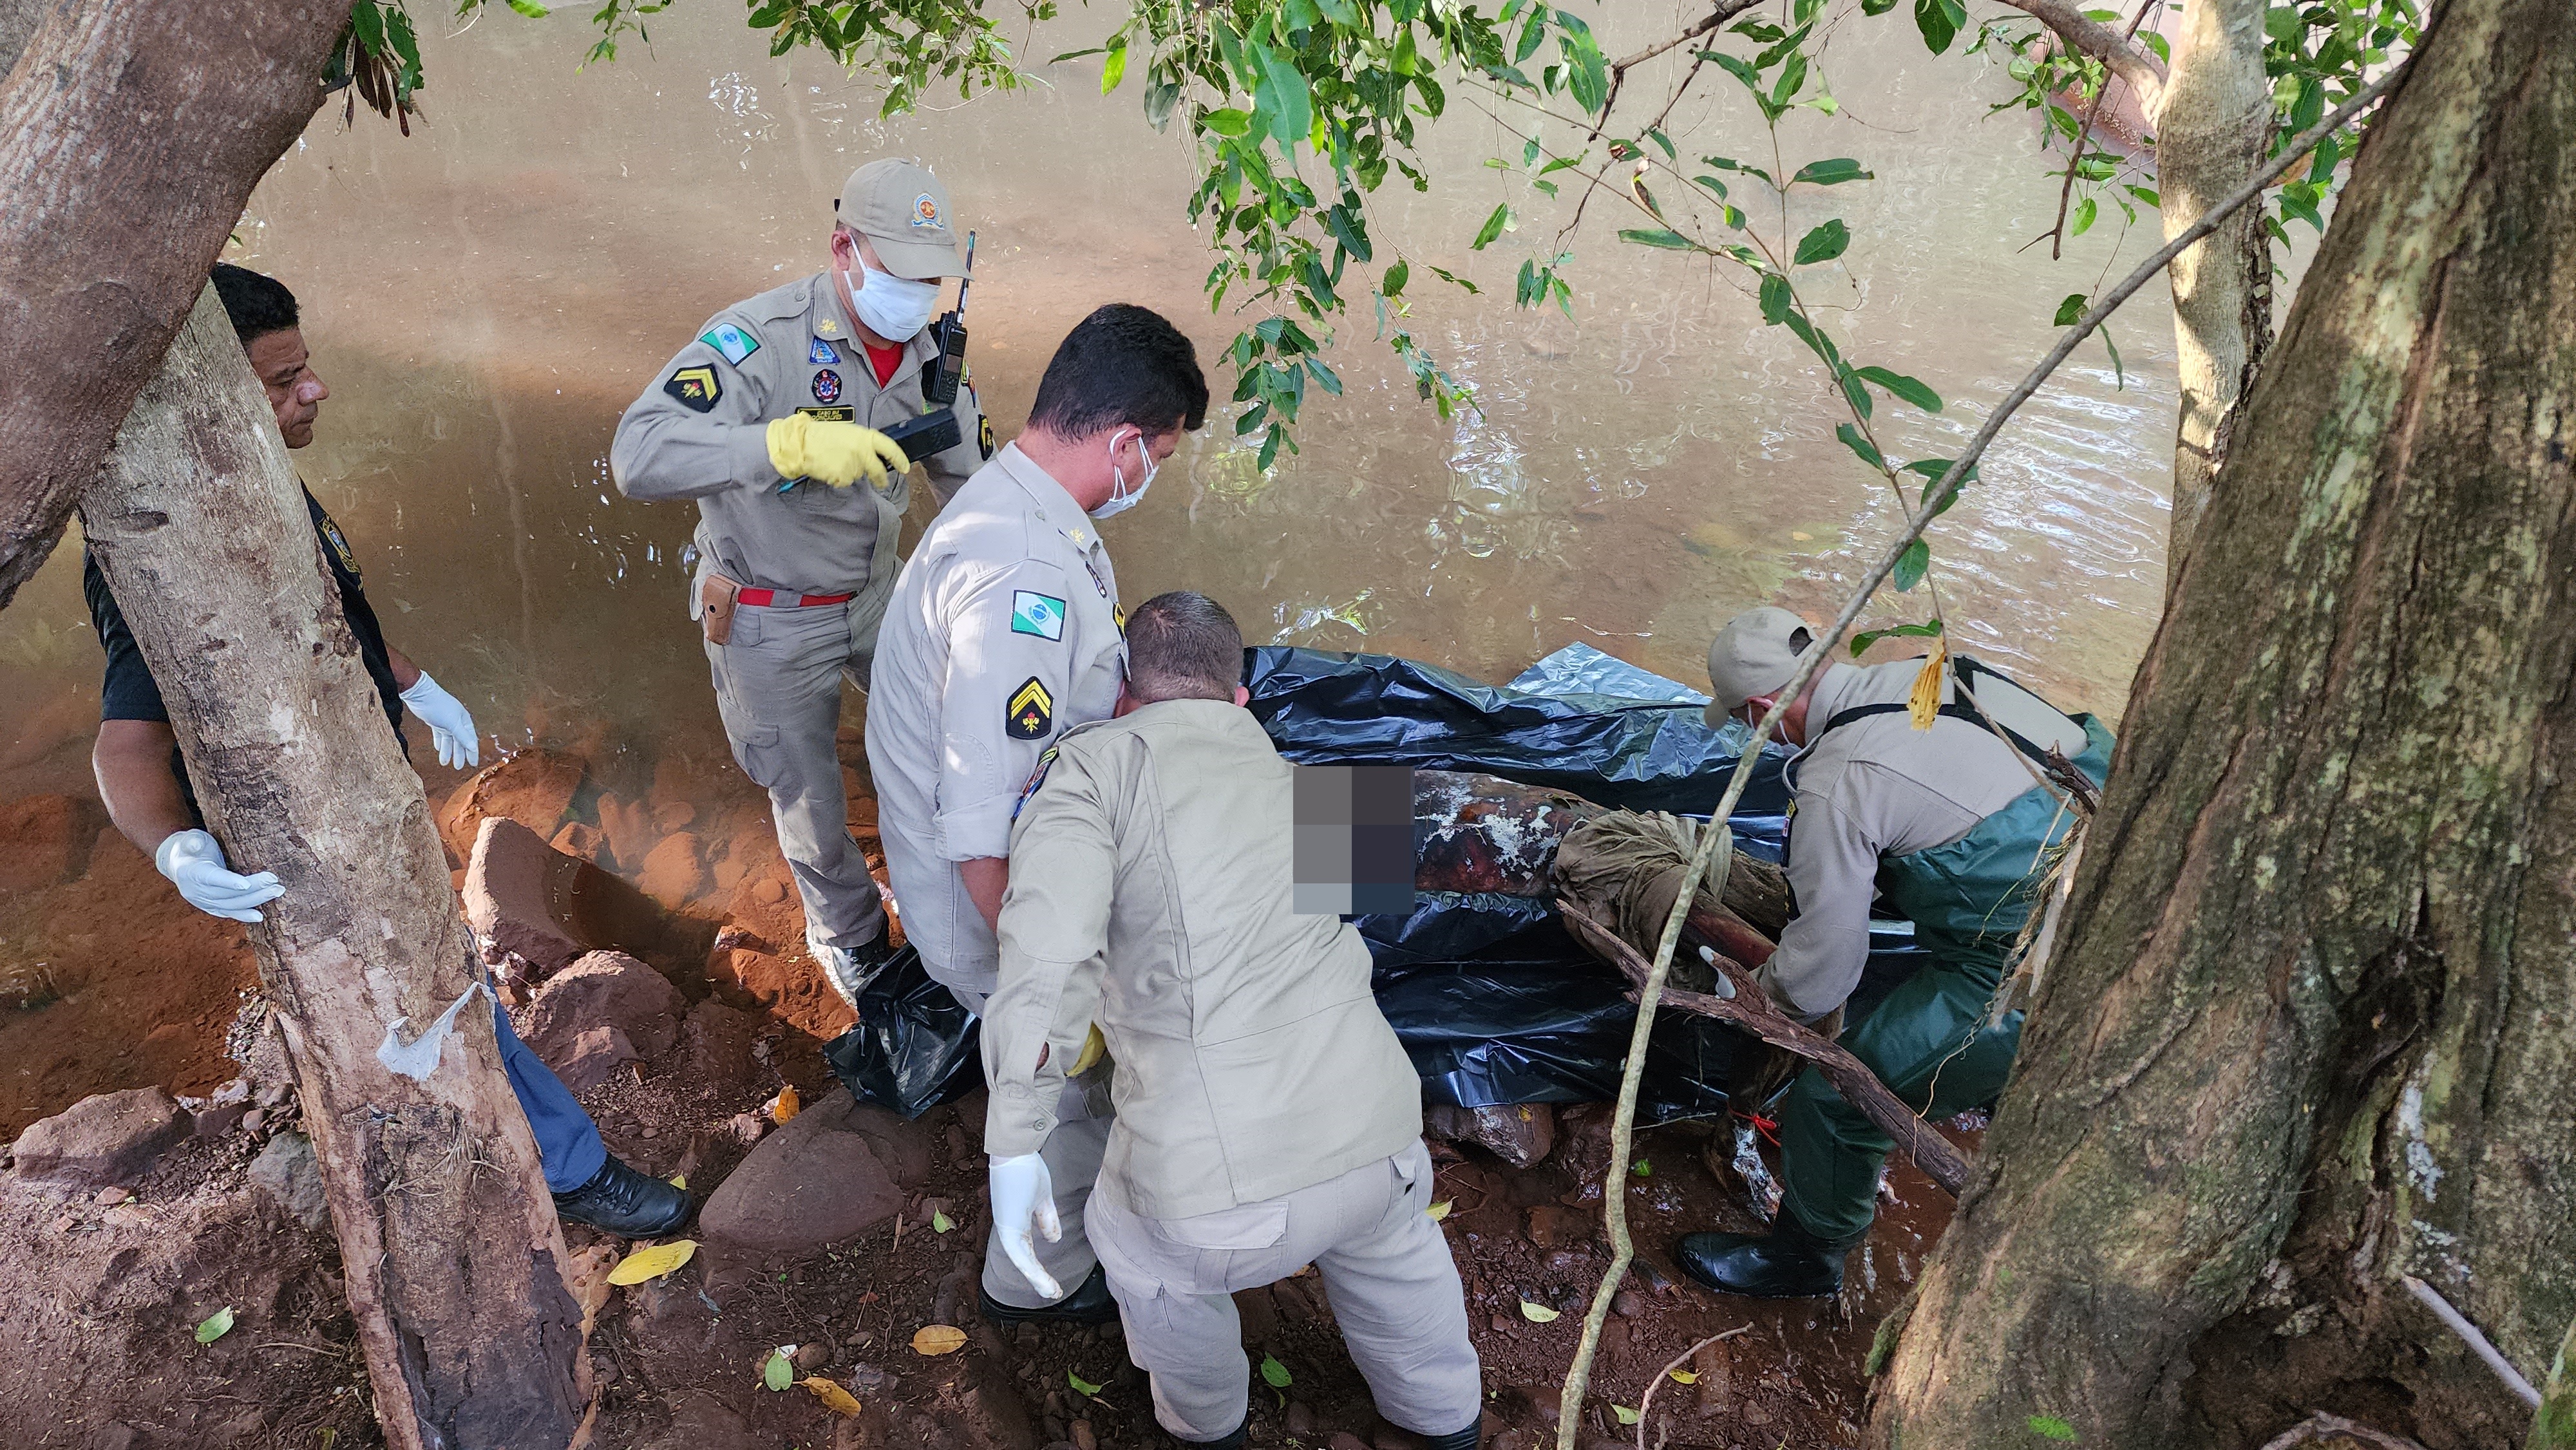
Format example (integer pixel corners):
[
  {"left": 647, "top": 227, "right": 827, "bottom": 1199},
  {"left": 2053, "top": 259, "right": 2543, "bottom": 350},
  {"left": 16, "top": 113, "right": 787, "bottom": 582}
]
[
  {"left": 1007, "top": 677, "right": 1054, "bottom": 740},
  {"left": 700, "top": 323, "right": 760, "bottom": 366},
  {"left": 1010, "top": 590, "right": 1066, "bottom": 642},
  {"left": 665, "top": 366, "right": 721, "bottom": 413}
]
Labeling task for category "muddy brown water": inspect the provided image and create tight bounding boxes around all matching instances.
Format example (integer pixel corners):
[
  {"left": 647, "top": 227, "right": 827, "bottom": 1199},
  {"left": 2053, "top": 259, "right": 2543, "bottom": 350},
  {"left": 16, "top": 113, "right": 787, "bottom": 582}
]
[{"left": 0, "top": 3, "right": 2215, "bottom": 807}]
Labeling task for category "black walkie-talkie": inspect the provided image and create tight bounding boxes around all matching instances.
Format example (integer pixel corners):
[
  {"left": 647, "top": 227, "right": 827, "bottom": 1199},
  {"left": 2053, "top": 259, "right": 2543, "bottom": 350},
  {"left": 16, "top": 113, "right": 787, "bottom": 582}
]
[{"left": 924, "top": 230, "right": 975, "bottom": 407}]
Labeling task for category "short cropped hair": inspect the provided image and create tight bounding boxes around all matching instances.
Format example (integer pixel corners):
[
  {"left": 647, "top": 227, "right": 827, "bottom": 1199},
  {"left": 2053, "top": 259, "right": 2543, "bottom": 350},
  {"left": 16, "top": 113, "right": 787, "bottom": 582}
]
[
  {"left": 211, "top": 264, "right": 299, "bottom": 344},
  {"left": 1027, "top": 304, "right": 1209, "bottom": 439},
  {"left": 1124, "top": 591, "right": 1244, "bottom": 704}
]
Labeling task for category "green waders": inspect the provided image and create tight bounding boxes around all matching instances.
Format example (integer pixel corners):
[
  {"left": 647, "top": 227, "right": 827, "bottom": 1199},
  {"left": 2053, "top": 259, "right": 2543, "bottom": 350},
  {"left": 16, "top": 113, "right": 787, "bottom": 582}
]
[{"left": 1774, "top": 713, "right": 2115, "bottom": 1245}]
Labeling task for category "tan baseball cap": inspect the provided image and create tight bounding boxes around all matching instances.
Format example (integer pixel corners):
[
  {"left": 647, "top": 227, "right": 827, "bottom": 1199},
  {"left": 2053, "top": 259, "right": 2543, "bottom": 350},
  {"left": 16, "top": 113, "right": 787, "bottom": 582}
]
[
  {"left": 836, "top": 158, "right": 966, "bottom": 280},
  {"left": 1703, "top": 605, "right": 1817, "bottom": 728}
]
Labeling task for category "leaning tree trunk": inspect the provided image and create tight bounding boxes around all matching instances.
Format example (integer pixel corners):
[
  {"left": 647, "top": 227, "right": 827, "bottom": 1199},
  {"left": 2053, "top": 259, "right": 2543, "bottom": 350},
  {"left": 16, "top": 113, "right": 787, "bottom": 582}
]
[
  {"left": 0, "top": 0, "right": 353, "bottom": 609},
  {"left": 1871, "top": 3, "right": 2576, "bottom": 1447},
  {"left": 2154, "top": 0, "right": 2272, "bottom": 587},
  {"left": 82, "top": 288, "right": 587, "bottom": 1450}
]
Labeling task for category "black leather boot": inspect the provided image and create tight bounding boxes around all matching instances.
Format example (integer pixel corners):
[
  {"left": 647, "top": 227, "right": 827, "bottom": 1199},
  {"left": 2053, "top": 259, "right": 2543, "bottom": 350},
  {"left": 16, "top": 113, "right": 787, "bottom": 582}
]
[
  {"left": 1173, "top": 1419, "right": 1247, "bottom": 1449},
  {"left": 977, "top": 1262, "right": 1122, "bottom": 1326},
  {"left": 1417, "top": 1421, "right": 1482, "bottom": 1450},
  {"left": 1674, "top": 1214, "right": 1852, "bottom": 1299},
  {"left": 553, "top": 1154, "right": 692, "bottom": 1237}
]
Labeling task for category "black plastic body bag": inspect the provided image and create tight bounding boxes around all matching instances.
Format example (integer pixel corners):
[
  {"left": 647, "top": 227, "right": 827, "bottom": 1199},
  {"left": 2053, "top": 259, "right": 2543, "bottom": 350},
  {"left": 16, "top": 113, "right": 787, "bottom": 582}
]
[{"left": 825, "top": 644, "right": 1930, "bottom": 1121}]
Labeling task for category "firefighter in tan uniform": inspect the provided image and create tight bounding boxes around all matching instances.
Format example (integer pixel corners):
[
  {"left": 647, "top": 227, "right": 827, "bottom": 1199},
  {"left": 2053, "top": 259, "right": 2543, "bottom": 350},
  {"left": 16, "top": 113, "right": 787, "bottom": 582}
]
[
  {"left": 611, "top": 158, "right": 987, "bottom": 1003},
  {"left": 868, "top": 304, "right": 1208, "bottom": 1324},
  {"left": 987, "top": 593, "right": 1482, "bottom": 1450}
]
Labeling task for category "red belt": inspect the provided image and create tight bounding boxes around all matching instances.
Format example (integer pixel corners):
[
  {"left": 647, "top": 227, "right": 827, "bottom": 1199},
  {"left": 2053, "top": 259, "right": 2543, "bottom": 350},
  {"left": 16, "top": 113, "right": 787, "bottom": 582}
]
[{"left": 735, "top": 588, "right": 855, "bottom": 608}]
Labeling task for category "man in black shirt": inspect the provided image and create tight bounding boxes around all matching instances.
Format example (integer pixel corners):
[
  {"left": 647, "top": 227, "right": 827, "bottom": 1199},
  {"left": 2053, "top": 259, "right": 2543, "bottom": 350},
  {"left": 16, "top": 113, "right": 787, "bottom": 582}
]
[{"left": 86, "top": 264, "right": 686, "bottom": 1236}]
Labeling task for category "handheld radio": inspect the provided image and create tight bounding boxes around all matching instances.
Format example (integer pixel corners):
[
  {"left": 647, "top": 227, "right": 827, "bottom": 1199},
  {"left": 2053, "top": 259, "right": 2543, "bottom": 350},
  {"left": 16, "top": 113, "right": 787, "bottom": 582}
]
[{"left": 923, "top": 230, "right": 976, "bottom": 407}]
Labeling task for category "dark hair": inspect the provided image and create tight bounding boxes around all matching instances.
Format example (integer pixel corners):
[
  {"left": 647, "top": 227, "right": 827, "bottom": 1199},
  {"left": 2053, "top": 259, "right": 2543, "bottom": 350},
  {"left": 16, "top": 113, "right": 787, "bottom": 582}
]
[
  {"left": 211, "top": 264, "right": 299, "bottom": 343},
  {"left": 1124, "top": 591, "right": 1243, "bottom": 703},
  {"left": 1027, "top": 304, "right": 1208, "bottom": 438}
]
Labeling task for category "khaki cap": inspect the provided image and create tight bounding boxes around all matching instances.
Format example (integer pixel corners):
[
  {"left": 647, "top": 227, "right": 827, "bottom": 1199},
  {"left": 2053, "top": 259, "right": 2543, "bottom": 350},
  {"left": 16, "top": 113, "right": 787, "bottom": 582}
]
[
  {"left": 1703, "top": 605, "right": 1817, "bottom": 728},
  {"left": 837, "top": 158, "right": 965, "bottom": 280}
]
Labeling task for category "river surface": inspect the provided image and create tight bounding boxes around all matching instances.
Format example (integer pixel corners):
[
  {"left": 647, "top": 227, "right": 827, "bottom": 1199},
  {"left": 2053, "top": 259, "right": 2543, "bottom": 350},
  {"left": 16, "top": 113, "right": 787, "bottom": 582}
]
[{"left": 2, "top": 2, "right": 2202, "bottom": 796}]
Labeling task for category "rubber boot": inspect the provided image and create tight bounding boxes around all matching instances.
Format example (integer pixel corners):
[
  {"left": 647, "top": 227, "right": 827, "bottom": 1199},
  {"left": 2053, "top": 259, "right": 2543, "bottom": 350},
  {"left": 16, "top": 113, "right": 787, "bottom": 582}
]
[
  {"left": 1417, "top": 1422, "right": 1482, "bottom": 1450},
  {"left": 1172, "top": 1420, "right": 1247, "bottom": 1449},
  {"left": 976, "top": 1262, "right": 1121, "bottom": 1327},
  {"left": 1674, "top": 1213, "right": 1852, "bottom": 1299}
]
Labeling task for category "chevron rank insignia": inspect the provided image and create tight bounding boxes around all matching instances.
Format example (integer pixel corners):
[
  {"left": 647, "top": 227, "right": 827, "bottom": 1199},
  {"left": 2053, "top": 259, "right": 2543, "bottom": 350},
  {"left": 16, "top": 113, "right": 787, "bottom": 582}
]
[
  {"left": 664, "top": 365, "right": 721, "bottom": 413},
  {"left": 1010, "top": 590, "right": 1066, "bottom": 641},
  {"left": 1007, "top": 677, "right": 1054, "bottom": 740},
  {"left": 699, "top": 323, "right": 760, "bottom": 366}
]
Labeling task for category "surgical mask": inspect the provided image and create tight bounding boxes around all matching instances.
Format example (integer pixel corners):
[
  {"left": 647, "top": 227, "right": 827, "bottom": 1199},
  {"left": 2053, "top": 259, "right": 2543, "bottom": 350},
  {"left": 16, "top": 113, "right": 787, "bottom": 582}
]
[
  {"left": 1091, "top": 429, "right": 1159, "bottom": 520},
  {"left": 840, "top": 260, "right": 941, "bottom": 341}
]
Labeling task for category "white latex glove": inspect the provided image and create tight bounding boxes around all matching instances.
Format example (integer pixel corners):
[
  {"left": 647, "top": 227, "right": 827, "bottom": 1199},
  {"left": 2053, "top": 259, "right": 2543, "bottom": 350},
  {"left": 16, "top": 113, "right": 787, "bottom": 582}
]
[
  {"left": 399, "top": 670, "right": 481, "bottom": 769},
  {"left": 155, "top": 828, "right": 284, "bottom": 924},
  {"left": 988, "top": 1152, "right": 1063, "bottom": 1300}
]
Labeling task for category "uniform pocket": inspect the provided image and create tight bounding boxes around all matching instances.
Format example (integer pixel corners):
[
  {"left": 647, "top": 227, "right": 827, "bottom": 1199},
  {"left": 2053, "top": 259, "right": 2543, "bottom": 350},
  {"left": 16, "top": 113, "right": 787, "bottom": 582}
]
[
  {"left": 723, "top": 719, "right": 786, "bottom": 791},
  {"left": 1135, "top": 1200, "right": 1291, "bottom": 1297}
]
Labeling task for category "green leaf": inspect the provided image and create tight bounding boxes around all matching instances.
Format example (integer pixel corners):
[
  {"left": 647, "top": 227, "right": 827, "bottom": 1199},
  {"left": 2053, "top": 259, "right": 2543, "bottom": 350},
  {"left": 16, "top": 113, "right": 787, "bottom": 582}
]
[
  {"left": 1793, "top": 219, "right": 1850, "bottom": 265},
  {"left": 1101, "top": 36, "right": 1128, "bottom": 94},
  {"left": 1260, "top": 1353, "right": 1294, "bottom": 1388},
  {"left": 931, "top": 1210, "right": 955, "bottom": 1233},
  {"left": 1852, "top": 618, "right": 1942, "bottom": 655},
  {"left": 1790, "top": 157, "right": 1874, "bottom": 186},
  {"left": 1630, "top": 1157, "right": 1652, "bottom": 1178},
  {"left": 2028, "top": 1415, "right": 2079, "bottom": 1443},
  {"left": 1913, "top": 0, "right": 1965, "bottom": 53},
  {"left": 1202, "top": 107, "right": 1253, "bottom": 138},
  {"left": 1835, "top": 422, "right": 1885, "bottom": 471},
  {"left": 1645, "top": 127, "right": 1676, "bottom": 160},
  {"left": 1613, "top": 1405, "right": 1642, "bottom": 1426},
  {"left": 504, "top": 0, "right": 550, "bottom": 17},
  {"left": 2070, "top": 195, "right": 2097, "bottom": 236},
  {"left": 1893, "top": 538, "right": 1931, "bottom": 592},
  {"left": 761, "top": 1348, "right": 793, "bottom": 1392},
  {"left": 194, "top": 1306, "right": 236, "bottom": 1345},
  {"left": 1759, "top": 273, "right": 1794, "bottom": 326},
  {"left": 2054, "top": 292, "right": 2088, "bottom": 327},
  {"left": 1326, "top": 205, "right": 1374, "bottom": 263},
  {"left": 1855, "top": 366, "right": 1942, "bottom": 412},
  {"left": 1070, "top": 1369, "right": 1105, "bottom": 1396},
  {"left": 1381, "top": 259, "right": 1410, "bottom": 300},
  {"left": 2102, "top": 328, "right": 2126, "bottom": 390},
  {"left": 2125, "top": 184, "right": 2160, "bottom": 208},
  {"left": 1253, "top": 45, "right": 1313, "bottom": 149},
  {"left": 1471, "top": 202, "right": 1511, "bottom": 250},
  {"left": 1617, "top": 227, "right": 1697, "bottom": 250}
]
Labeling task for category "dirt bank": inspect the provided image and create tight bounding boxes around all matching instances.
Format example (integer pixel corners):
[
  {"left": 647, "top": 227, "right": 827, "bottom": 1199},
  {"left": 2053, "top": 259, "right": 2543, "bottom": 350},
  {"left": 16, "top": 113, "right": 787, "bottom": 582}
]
[{"left": 0, "top": 740, "right": 1966, "bottom": 1448}]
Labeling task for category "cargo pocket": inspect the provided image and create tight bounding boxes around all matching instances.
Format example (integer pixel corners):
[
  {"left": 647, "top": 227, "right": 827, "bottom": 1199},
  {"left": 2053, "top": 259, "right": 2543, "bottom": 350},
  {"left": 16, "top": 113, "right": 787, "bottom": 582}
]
[
  {"left": 1134, "top": 1200, "right": 1291, "bottom": 1297},
  {"left": 720, "top": 716, "right": 787, "bottom": 792}
]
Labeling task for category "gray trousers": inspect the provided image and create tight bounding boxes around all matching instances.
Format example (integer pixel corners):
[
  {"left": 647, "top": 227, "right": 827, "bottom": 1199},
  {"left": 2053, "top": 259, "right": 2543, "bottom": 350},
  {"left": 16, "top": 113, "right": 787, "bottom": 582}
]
[
  {"left": 704, "top": 582, "right": 891, "bottom": 949},
  {"left": 943, "top": 978, "right": 1113, "bottom": 1309},
  {"left": 1087, "top": 1140, "right": 1482, "bottom": 1442}
]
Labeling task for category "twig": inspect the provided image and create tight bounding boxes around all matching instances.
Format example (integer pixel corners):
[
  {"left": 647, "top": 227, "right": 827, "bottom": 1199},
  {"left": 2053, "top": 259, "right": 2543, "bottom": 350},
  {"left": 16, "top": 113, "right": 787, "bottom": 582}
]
[
  {"left": 2401, "top": 1275, "right": 2542, "bottom": 1408},
  {"left": 2045, "top": 0, "right": 2161, "bottom": 260},
  {"left": 1636, "top": 1324, "right": 1753, "bottom": 1449},
  {"left": 1993, "top": 0, "right": 2168, "bottom": 111},
  {"left": 1559, "top": 900, "right": 1971, "bottom": 1196},
  {"left": 2255, "top": 1410, "right": 2432, "bottom": 1450},
  {"left": 1549, "top": 57, "right": 2416, "bottom": 1449}
]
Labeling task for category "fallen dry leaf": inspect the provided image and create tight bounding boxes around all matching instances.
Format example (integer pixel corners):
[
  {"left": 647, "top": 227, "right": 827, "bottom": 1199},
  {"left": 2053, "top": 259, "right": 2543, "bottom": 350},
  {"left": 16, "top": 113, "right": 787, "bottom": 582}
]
[
  {"left": 606, "top": 1239, "right": 698, "bottom": 1286},
  {"left": 911, "top": 1324, "right": 969, "bottom": 1356},
  {"left": 800, "top": 1377, "right": 862, "bottom": 1415},
  {"left": 564, "top": 1244, "right": 619, "bottom": 1338},
  {"left": 1669, "top": 1368, "right": 1699, "bottom": 1384},
  {"left": 768, "top": 1085, "right": 801, "bottom": 1124},
  {"left": 1518, "top": 1300, "right": 1560, "bottom": 1324},
  {"left": 1425, "top": 1200, "right": 1453, "bottom": 1222}
]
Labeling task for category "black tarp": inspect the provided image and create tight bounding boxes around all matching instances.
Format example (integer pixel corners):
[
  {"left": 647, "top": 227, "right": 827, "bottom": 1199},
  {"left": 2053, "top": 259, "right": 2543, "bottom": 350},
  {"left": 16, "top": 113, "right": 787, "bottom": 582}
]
[{"left": 825, "top": 643, "right": 1929, "bottom": 1121}]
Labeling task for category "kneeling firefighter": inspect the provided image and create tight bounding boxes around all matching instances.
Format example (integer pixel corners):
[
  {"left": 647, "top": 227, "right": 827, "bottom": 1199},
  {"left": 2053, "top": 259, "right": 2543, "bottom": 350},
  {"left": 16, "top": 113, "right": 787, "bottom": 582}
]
[{"left": 1677, "top": 607, "right": 2113, "bottom": 1298}]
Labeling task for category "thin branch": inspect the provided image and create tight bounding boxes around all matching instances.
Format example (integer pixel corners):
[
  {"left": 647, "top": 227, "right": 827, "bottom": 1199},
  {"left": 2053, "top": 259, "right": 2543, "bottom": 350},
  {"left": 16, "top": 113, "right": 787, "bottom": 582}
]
[
  {"left": 2401, "top": 1275, "right": 2543, "bottom": 1408},
  {"left": 2044, "top": 0, "right": 2161, "bottom": 260},
  {"left": 1994, "top": 0, "right": 2168, "bottom": 111},
  {"left": 1636, "top": 1324, "right": 1752, "bottom": 1449},
  {"left": 1548, "top": 57, "right": 2414, "bottom": 1448}
]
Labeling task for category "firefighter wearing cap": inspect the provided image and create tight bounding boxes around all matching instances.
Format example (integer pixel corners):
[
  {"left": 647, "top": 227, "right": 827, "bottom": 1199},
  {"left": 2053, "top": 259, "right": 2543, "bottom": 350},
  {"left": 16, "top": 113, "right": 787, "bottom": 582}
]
[
  {"left": 1676, "top": 606, "right": 2114, "bottom": 1298},
  {"left": 611, "top": 158, "right": 989, "bottom": 1003}
]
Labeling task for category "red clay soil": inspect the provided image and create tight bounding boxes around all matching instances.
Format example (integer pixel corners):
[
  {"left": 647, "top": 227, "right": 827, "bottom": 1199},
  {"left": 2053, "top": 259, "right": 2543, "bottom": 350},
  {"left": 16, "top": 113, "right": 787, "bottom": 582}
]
[{"left": 0, "top": 739, "right": 1965, "bottom": 1449}]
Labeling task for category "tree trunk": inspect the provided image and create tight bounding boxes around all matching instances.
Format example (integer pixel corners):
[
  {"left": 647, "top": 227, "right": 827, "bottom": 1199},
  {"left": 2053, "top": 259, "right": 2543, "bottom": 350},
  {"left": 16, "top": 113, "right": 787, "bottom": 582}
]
[
  {"left": 81, "top": 288, "right": 587, "bottom": 1450},
  {"left": 0, "top": 0, "right": 352, "bottom": 609},
  {"left": 1870, "top": 4, "right": 2576, "bottom": 1448},
  {"left": 2154, "top": 0, "right": 2273, "bottom": 587}
]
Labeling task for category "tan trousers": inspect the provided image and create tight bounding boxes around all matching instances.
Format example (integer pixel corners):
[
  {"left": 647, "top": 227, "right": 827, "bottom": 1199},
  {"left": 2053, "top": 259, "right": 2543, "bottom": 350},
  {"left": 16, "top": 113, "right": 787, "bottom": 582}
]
[
  {"left": 944, "top": 979, "right": 1112, "bottom": 1308},
  {"left": 1087, "top": 1140, "right": 1482, "bottom": 1443}
]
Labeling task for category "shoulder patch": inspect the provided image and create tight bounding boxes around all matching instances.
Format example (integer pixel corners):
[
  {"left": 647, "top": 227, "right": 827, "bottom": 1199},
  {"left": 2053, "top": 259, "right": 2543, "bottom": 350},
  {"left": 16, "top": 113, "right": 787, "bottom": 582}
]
[
  {"left": 809, "top": 337, "right": 839, "bottom": 365},
  {"left": 1007, "top": 677, "right": 1054, "bottom": 740},
  {"left": 700, "top": 323, "right": 760, "bottom": 366},
  {"left": 665, "top": 365, "right": 721, "bottom": 413},
  {"left": 1010, "top": 590, "right": 1066, "bottom": 641},
  {"left": 1012, "top": 744, "right": 1061, "bottom": 820},
  {"left": 315, "top": 509, "right": 360, "bottom": 578},
  {"left": 979, "top": 411, "right": 996, "bottom": 458}
]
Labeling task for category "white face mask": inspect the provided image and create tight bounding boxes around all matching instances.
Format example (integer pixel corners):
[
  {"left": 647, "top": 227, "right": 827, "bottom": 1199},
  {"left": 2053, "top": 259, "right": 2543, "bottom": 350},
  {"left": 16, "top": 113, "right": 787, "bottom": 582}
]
[
  {"left": 1090, "top": 428, "right": 1159, "bottom": 520},
  {"left": 840, "top": 259, "right": 941, "bottom": 341}
]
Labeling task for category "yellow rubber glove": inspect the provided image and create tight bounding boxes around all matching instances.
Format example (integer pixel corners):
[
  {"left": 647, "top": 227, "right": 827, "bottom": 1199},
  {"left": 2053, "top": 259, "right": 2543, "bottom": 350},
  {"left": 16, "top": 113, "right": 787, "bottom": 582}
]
[{"left": 766, "top": 413, "right": 911, "bottom": 491}]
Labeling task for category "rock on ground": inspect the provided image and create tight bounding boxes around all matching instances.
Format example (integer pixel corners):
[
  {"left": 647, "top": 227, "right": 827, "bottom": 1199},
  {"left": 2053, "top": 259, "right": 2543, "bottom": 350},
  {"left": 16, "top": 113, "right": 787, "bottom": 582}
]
[
  {"left": 1426, "top": 1102, "right": 1556, "bottom": 1170},
  {"left": 697, "top": 1086, "right": 929, "bottom": 1253},
  {"left": 438, "top": 748, "right": 587, "bottom": 862},
  {"left": 10, "top": 1087, "right": 191, "bottom": 1186},
  {"left": 517, "top": 950, "right": 687, "bottom": 1076},
  {"left": 465, "top": 816, "right": 592, "bottom": 975},
  {"left": 247, "top": 1129, "right": 328, "bottom": 1232}
]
